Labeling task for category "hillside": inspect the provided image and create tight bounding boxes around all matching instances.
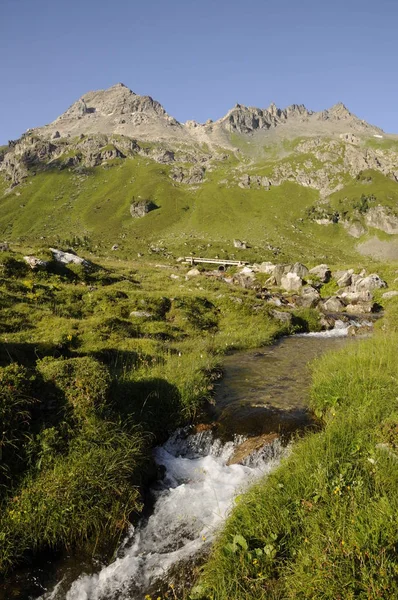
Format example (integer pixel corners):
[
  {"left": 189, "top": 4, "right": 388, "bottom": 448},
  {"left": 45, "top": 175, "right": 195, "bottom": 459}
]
[{"left": 1, "top": 84, "right": 398, "bottom": 263}]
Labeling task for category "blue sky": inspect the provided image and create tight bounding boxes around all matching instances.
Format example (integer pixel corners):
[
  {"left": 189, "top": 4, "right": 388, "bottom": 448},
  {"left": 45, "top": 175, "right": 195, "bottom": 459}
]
[{"left": 1, "top": 0, "right": 397, "bottom": 143}]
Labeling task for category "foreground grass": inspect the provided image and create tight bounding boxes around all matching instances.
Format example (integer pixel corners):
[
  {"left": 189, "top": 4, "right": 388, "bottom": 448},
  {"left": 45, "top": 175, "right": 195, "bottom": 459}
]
[
  {"left": 197, "top": 300, "right": 398, "bottom": 599},
  {"left": 0, "top": 248, "right": 293, "bottom": 574}
]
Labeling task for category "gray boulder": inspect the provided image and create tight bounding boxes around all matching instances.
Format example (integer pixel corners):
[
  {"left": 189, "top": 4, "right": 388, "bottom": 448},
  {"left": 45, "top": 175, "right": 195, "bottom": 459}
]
[
  {"left": 321, "top": 296, "right": 345, "bottom": 313},
  {"left": 50, "top": 248, "right": 90, "bottom": 267},
  {"left": 130, "top": 199, "right": 158, "bottom": 218},
  {"left": 354, "top": 274, "right": 387, "bottom": 291},
  {"left": 340, "top": 290, "right": 373, "bottom": 304},
  {"left": 258, "top": 261, "right": 276, "bottom": 274},
  {"left": 280, "top": 272, "right": 303, "bottom": 292},
  {"left": 345, "top": 302, "right": 375, "bottom": 314},
  {"left": 335, "top": 269, "right": 354, "bottom": 288},
  {"left": 382, "top": 290, "right": 398, "bottom": 299},
  {"left": 186, "top": 268, "right": 201, "bottom": 278},
  {"left": 233, "top": 239, "right": 248, "bottom": 249},
  {"left": 309, "top": 264, "right": 331, "bottom": 283},
  {"left": 296, "top": 286, "right": 320, "bottom": 308}
]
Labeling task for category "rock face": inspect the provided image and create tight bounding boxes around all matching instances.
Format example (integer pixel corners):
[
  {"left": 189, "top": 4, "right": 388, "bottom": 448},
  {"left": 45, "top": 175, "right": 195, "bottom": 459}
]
[
  {"left": 365, "top": 206, "right": 398, "bottom": 234},
  {"left": 130, "top": 200, "right": 158, "bottom": 218}
]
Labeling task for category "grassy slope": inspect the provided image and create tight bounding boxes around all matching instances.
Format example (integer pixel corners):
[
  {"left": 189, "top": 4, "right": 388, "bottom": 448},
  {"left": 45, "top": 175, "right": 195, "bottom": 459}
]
[
  {"left": 0, "top": 249, "right": 295, "bottom": 573},
  {"left": 0, "top": 151, "right": 380, "bottom": 264},
  {"left": 197, "top": 294, "right": 398, "bottom": 600}
]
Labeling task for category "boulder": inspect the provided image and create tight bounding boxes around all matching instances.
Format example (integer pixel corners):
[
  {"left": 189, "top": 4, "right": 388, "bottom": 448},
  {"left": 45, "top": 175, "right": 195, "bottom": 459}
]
[
  {"left": 280, "top": 272, "right": 303, "bottom": 292},
  {"left": 382, "top": 290, "right": 398, "bottom": 299},
  {"left": 130, "top": 311, "right": 153, "bottom": 318},
  {"left": 274, "top": 263, "right": 307, "bottom": 285},
  {"left": 321, "top": 296, "right": 345, "bottom": 313},
  {"left": 340, "top": 290, "right": 373, "bottom": 304},
  {"left": 345, "top": 302, "right": 375, "bottom": 314},
  {"left": 23, "top": 255, "right": 48, "bottom": 270},
  {"left": 52, "top": 130, "right": 61, "bottom": 139},
  {"left": 186, "top": 268, "right": 201, "bottom": 278},
  {"left": 292, "top": 262, "right": 309, "bottom": 279},
  {"left": 50, "top": 248, "right": 90, "bottom": 267},
  {"left": 258, "top": 261, "right": 276, "bottom": 274},
  {"left": 130, "top": 199, "right": 158, "bottom": 218},
  {"left": 296, "top": 286, "right": 320, "bottom": 308},
  {"left": 335, "top": 269, "right": 354, "bottom": 288},
  {"left": 309, "top": 264, "right": 331, "bottom": 283},
  {"left": 0, "top": 242, "right": 9, "bottom": 252},
  {"left": 111, "top": 244, "right": 119, "bottom": 251},
  {"left": 354, "top": 274, "right": 387, "bottom": 291},
  {"left": 233, "top": 239, "right": 247, "bottom": 249}
]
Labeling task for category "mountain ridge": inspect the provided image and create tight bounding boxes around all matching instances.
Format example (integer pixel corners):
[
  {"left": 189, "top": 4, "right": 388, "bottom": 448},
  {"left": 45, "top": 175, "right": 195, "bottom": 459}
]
[{"left": 32, "top": 83, "right": 384, "bottom": 144}]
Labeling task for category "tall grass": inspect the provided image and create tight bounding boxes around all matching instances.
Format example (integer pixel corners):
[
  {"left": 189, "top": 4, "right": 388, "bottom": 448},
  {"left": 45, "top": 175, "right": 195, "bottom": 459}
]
[{"left": 198, "top": 309, "right": 398, "bottom": 599}]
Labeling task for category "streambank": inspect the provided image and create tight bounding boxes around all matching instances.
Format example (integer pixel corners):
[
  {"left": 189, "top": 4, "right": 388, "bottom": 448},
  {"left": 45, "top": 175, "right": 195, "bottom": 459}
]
[{"left": 10, "top": 327, "right": 356, "bottom": 600}]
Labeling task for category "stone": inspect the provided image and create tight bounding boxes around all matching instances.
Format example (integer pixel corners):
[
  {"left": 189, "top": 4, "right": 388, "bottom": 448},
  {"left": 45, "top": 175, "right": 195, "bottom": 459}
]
[
  {"left": 130, "top": 199, "right": 158, "bottom": 218},
  {"left": 23, "top": 255, "right": 48, "bottom": 270},
  {"left": 186, "top": 268, "right": 201, "bottom": 277},
  {"left": 170, "top": 273, "right": 180, "bottom": 280},
  {"left": 340, "top": 290, "right": 373, "bottom": 304},
  {"left": 292, "top": 262, "right": 309, "bottom": 279},
  {"left": 354, "top": 274, "right": 387, "bottom": 291},
  {"left": 233, "top": 239, "right": 247, "bottom": 249},
  {"left": 309, "top": 264, "right": 331, "bottom": 283},
  {"left": 270, "top": 310, "right": 293, "bottom": 324},
  {"left": 345, "top": 302, "right": 375, "bottom": 314},
  {"left": 258, "top": 262, "right": 276, "bottom": 274},
  {"left": 111, "top": 244, "right": 119, "bottom": 251},
  {"left": 0, "top": 242, "right": 9, "bottom": 252},
  {"left": 130, "top": 310, "right": 152, "bottom": 318},
  {"left": 321, "top": 296, "right": 345, "bottom": 312},
  {"left": 382, "top": 290, "right": 398, "bottom": 299},
  {"left": 280, "top": 272, "right": 303, "bottom": 292},
  {"left": 296, "top": 286, "right": 320, "bottom": 308},
  {"left": 335, "top": 269, "right": 354, "bottom": 288},
  {"left": 50, "top": 248, "right": 90, "bottom": 266},
  {"left": 52, "top": 130, "right": 61, "bottom": 139}
]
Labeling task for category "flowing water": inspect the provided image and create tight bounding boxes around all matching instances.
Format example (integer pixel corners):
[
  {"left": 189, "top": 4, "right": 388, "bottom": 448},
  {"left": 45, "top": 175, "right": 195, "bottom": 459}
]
[{"left": 4, "top": 325, "right": 357, "bottom": 600}]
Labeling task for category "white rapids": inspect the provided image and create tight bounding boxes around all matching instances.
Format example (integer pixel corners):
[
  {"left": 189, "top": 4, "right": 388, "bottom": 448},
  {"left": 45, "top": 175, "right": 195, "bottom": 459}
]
[{"left": 40, "top": 429, "right": 284, "bottom": 600}]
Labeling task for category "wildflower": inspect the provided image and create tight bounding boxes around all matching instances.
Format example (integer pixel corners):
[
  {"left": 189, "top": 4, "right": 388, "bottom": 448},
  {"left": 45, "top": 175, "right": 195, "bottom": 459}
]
[
  {"left": 202, "top": 534, "right": 206, "bottom": 541},
  {"left": 252, "top": 558, "right": 258, "bottom": 564}
]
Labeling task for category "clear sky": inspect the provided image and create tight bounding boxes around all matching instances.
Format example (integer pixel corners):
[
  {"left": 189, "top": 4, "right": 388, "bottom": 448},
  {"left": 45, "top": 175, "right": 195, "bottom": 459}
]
[{"left": 1, "top": 0, "right": 397, "bottom": 143}]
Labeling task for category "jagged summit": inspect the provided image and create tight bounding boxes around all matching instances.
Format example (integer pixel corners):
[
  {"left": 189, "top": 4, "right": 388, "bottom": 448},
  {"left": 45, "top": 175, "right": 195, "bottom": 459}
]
[{"left": 34, "top": 84, "right": 383, "bottom": 144}]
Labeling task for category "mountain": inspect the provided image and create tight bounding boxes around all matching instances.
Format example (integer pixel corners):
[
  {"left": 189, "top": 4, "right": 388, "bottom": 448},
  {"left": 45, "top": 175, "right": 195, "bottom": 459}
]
[
  {"left": 33, "top": 83, "right": 382, "bottom": 144},
  {"left": 1, "top": 83, "right": 398, "bottom": 263}
]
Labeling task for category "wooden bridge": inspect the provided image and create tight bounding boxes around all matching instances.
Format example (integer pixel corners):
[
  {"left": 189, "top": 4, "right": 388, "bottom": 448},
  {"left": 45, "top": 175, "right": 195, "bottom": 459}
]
[{"left": 183, "top": 257, "right": 249, "bottom": 270}]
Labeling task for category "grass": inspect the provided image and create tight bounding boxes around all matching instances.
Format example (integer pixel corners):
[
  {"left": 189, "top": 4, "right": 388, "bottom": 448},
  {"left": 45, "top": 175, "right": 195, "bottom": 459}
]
[
  {"left": 0, "top": 247, "right": 295, "bottom": 574},
  {"left": 196, "top": 297, "right": 398, "bottom": 599},
  {"left": 3, "top": 138, "right": 398, "bottom": 265}
]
